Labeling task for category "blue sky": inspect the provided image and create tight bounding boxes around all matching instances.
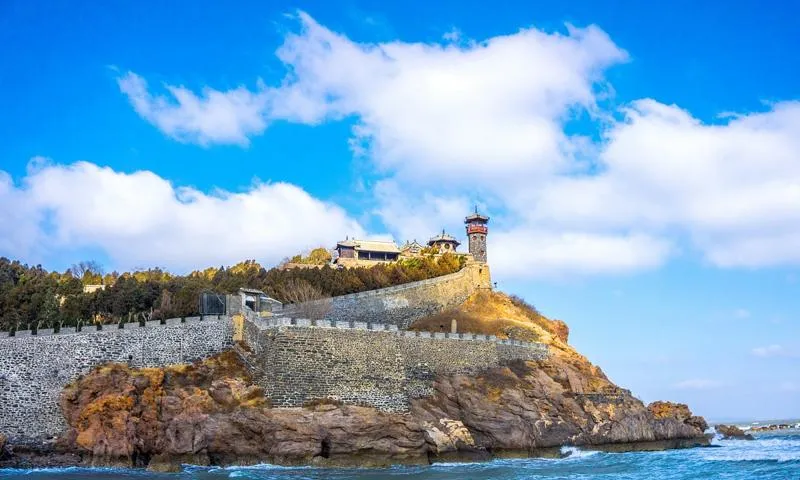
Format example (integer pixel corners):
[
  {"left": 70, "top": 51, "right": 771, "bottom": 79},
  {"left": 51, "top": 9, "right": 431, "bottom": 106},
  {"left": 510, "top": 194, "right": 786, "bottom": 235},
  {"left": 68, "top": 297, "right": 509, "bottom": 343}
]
[{"left": 1, "top": 1, "right": 799, "bottom": 421}]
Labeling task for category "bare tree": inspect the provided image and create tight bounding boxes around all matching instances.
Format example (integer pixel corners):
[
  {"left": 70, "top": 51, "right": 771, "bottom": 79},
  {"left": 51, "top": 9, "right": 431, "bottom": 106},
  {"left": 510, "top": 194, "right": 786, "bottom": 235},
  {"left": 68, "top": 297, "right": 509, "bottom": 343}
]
[
  {"left": 70, "top": 260, "right": 104, "bottom": 280},
  {"left": 281, "top": 279, "right": 331, "bottom": 320},
  {"left": 153, "top": 289, "right": 172, "bottom": 320}
]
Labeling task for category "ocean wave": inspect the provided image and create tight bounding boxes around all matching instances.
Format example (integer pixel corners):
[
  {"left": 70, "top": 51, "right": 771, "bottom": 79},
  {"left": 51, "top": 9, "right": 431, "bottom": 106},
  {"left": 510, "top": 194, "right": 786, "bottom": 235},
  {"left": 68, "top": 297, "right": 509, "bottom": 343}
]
[
  {"left": 559, "top": 446, "right": 600, "bottom": 459},
  {"left": 701, "top": 437, "right": 800, "bottom": 463},
  {"left": 2, "top": 435, "right": 799, "bottom": 479}
]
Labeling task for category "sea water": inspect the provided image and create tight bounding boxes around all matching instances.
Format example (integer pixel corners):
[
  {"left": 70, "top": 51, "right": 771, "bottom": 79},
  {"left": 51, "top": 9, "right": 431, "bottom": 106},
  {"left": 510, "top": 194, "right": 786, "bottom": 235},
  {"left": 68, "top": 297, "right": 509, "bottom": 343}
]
[{"left": 2, "top": 430, "right": 798, "bottom": 479}]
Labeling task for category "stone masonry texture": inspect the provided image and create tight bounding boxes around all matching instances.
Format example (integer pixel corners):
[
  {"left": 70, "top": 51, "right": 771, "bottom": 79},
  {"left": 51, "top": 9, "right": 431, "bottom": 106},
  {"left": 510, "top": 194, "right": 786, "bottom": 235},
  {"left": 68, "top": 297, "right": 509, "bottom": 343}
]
[
  {"left": 242, "top": 322, "right": 547, "bottom": 412},
  {"left": 0, "top": 263, "right": 548, "bottom": 441},
  {"left": 281, "top": 263, "right": 492, "bottom": 328},
  {"left": 0, "top": 317, "right": 233, "bottom": 441}
]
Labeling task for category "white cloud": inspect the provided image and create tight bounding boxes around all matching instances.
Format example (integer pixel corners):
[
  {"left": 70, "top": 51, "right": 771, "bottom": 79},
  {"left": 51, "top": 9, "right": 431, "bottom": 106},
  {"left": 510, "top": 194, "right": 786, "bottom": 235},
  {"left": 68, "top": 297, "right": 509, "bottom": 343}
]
[
  {"left": 272, "top": 12, "right": 627, "bottom": 186},
  {"left": 117, "top": 72, "right": 271, "bottom": 146},
  {"left": 0, "top": 160, "right": 364, "bottom": 272},
  {"left": 373, "top": 180, "right": 470, "bottom": 244},
  {"left": 752, "top": 345, "right": 799, "bottom": 358},
  {"left": 261, "top": 14, "right": 649, "bottom": 277},
  {"left": 538, "top": 99, "right": 800, "bottom": 268},
  {"left": 0, "top": 171, "right": 43, "bottom": 258},
  {"left": 114, "top": 13, "right": 800, "bottom": 278},
  {"left": 489, "top": 230, "right": 671, "bottom": 279},
  {"left": 673, "top": 379, "right": 725, "bottom": 390},
  {"left": 734, "top": 308, "right": 751, "bottom": 319}
]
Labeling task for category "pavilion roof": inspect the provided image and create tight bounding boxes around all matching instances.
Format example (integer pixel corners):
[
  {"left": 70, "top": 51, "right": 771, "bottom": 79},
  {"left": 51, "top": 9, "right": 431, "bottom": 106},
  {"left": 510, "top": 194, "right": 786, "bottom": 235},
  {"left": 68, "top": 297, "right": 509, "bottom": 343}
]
[
  {"left": 337, "top": 238, "right": 400, "bottom": 254},
  {"left": 428, "top": 231, "right": 461, "bottom": 246},
  {"left": 465, "top": 212, "right": 489, "bottom": 222},
  {"left": 402, "top": 239, "right": 424, "bottom": 250}
]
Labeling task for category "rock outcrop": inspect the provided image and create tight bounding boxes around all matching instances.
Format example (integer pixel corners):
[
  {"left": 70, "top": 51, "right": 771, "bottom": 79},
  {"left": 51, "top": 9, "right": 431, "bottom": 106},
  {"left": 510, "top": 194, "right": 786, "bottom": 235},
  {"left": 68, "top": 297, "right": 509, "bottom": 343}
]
[
  {"left": 412, "top": 362, "right": 707, "bottom": 456},
  {"left": 749, "top": 423, "right": 798, "bottom": 433},
  {"left": 53, "top": 352, "right": 430, "bottom": 470},
  {"left": 26, "top": 344, "right": 707, "bottom": 471},
  {"left": 649, "top": 401, "right": 709, "bottom": 433},
  {"left": 715, "top": 424, "right": 754, "bottom": 440}
]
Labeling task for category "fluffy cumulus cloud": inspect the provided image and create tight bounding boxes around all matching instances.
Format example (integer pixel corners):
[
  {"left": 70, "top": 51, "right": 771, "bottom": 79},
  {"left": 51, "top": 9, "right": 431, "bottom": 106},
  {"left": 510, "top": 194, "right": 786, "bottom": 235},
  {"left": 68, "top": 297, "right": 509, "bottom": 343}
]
[
  {"left": 490, "top": 230, "right": 671, "bottom": 278},
  {"left": 118, "top": 72, "right": 270, "bottom": 146},
  {"left": 270, "top": 13, "right": 627, "bottom": 184},
  {"left": 0, "top": 160, "right": 364, "bottom": 271},
  {"left": 116, "top": 13, "right": 800, "bottom": 278},
  {"left": 0, "top": 171, "right": 43, "bottom": 258},
  {"left": 536, "top": 100, "right": 800, "bottom": 268}
]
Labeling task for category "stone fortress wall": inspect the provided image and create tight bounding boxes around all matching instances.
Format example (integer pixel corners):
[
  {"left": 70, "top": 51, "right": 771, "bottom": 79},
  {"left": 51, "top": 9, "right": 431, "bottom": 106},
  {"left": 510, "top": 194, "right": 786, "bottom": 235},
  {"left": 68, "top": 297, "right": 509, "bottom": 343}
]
[
  {"left": 279, "top": 262, "right": 492, "bottom": 328},
  {"left": 0, "top": 316, "right": 233, "bottom": 440},
  {"left": 242, "top": 318, "right": 548, "bottom": 412},
  {"left": 0, "top": 263, "right": 548, "bottom": 441}
]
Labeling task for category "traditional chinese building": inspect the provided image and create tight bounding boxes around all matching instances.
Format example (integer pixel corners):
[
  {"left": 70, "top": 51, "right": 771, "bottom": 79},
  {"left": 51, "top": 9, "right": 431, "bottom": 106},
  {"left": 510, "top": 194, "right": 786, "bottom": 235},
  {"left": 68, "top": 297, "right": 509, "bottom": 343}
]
[
  {"left": 334, "top": 208, "right": 489, "bottom": 266},
  {"left": 401, "top": 239, "right": 424, "bottom": 256},
  {"left": 427, "top": 230, "right": 460, "bottom": 253},
  {"left": 334, "top": 238, "right": 401, "bottom": 265},
  {"left": 465, "top": 208, "right": 489, "bottom": 263}
]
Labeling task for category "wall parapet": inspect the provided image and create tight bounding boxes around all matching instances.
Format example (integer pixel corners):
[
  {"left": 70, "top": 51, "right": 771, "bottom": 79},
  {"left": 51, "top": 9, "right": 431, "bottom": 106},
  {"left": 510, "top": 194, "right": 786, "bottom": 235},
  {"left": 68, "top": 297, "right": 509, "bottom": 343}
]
[
  {"left": 278, "top": 263, "right": 491, "bottom": 329},
  {"left": 0, "top": 315, "right": 225, "bottom": 340},
  {"left": 247, "top": 316, "right": 547, "bottom": 353}
]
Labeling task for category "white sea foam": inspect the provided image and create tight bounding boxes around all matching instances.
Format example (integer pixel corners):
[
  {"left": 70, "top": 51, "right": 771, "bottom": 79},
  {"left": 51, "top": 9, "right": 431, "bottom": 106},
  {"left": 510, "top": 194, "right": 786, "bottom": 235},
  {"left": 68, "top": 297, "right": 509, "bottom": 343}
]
[
  {"left": 560, "top": 446, "right": 600, "bottom": 459},
  {"left": 701, "top": 436, "right": 800, "bottom": 463}
]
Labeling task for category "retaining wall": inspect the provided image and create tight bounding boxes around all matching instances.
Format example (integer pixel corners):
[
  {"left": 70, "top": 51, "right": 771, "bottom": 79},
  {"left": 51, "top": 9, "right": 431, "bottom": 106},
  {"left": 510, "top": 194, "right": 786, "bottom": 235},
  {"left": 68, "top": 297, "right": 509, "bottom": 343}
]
[
  {"left": 281, "top": 262, "right": 491, "bottom": 328},
  {"left": 0, "top": 316, "right": 233, "bottom": 441},
  {"left": 242, "top": 319, "right": 547, "bottom": 412}
]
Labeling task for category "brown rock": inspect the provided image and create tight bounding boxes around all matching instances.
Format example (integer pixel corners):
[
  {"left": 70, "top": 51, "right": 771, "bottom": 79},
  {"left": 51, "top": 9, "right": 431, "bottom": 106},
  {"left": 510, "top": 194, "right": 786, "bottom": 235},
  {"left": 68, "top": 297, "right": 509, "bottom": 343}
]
[
  {"left": 715, "top": 424, "right": 754, "bottom": 440},
  {"left": 550, "top": 320, "right": 570, "bottom": 343},
  {"left": 750, "top": 423, "right": 797, "bottom": 433},
  {"left": 423, "top": 418, "right": 477, "bottom": 454},
  {"left": 58, "top": 352, "right": 429, "bottom": 468},
  {"left": 53, "top": 319, "right": 709, "bottom": 468},
  {"left": 648, "top": 401, "right": 692, "bottom": 421},
  {"left": 411, "top": 360, "right": 708, "bottom": 451}
]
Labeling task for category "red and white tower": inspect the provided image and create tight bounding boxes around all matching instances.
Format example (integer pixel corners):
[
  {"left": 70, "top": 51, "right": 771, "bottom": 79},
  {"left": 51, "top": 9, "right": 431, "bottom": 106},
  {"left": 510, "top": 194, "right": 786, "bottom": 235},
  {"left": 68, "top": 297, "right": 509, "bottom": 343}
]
[{"left": 464, "top": 207, "right": 489, "bottom": 263}]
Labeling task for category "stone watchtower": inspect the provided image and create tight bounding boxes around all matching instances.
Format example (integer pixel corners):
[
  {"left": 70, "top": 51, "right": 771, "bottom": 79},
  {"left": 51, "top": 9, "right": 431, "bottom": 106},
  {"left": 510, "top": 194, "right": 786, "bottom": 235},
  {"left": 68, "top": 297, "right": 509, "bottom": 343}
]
[{"left": 465, "top": 207, "right": 489, "bottom": 263}]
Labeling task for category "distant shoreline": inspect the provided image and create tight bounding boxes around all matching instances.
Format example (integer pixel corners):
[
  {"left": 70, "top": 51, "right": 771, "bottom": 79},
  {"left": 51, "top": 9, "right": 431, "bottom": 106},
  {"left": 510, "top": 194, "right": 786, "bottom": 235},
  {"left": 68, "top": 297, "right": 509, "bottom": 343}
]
[{"left": 707, "top": 418, "right": 800, "bottom": 426}]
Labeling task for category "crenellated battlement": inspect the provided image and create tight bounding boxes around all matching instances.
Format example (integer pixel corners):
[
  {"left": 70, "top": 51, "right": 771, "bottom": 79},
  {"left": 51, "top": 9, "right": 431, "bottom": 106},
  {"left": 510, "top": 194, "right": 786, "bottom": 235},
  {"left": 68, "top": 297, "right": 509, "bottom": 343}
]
[
  {"left": 249, "top": 315, "right": 547, "bottom": 352},
  {"left": 0, "top": 315, "right": 225, "bottom": 339}
]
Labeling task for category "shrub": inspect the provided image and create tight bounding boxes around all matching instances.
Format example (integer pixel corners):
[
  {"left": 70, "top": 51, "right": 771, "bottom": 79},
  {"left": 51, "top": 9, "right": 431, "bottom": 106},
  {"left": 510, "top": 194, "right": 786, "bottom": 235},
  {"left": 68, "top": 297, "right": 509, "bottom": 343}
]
[{"left": 303, "top": 397, "right": 343, "bottom": 408}]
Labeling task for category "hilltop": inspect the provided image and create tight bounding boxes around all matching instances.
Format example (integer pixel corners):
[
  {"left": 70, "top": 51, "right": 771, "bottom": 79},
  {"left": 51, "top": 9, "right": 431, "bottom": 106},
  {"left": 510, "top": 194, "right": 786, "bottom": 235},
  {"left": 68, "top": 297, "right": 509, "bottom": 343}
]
[{"left": 0, "top": 254, "right": 464, "bottom": 333}]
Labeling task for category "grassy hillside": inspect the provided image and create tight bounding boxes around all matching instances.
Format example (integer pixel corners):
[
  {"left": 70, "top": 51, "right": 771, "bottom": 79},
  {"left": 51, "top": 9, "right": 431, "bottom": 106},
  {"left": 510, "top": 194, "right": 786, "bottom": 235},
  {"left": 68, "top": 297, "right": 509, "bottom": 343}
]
[{"left": 409, "top": 290, "right": 620, "bottom": 395}]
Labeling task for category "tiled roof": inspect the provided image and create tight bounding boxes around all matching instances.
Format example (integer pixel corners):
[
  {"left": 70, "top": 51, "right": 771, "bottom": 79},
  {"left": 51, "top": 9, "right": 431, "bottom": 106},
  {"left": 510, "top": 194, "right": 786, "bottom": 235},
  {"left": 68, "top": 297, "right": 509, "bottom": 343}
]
[
  {"left": 465, "top": 212, "right": 489, "bottom": 222},
  {"left": 337, "top": 239, "right": 400, "bottom": 253},
  {"left": 428, "top": 231, "right": 461, "bottom": 246}
]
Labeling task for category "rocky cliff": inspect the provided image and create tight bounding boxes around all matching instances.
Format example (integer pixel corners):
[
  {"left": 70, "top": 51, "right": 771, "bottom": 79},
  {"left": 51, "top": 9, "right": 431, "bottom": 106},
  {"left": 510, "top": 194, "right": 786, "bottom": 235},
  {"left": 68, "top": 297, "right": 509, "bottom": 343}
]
[{"left": 0, "top": 291, "right": 709, "bottom": 470}]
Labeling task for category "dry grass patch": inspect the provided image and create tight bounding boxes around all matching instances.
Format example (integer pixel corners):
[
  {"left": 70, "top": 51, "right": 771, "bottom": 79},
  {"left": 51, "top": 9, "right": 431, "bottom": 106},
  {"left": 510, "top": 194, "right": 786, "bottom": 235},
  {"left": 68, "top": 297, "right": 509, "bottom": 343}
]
[{"left": 408, "top": 290, "right": 565, "bottom": 343}]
